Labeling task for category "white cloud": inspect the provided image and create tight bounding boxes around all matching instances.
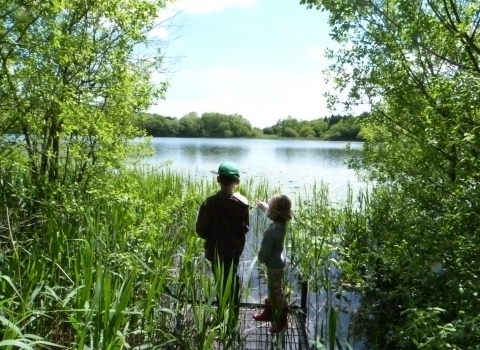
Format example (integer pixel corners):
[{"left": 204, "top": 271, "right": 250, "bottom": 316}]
[
  {"left": 150, "top": 69, "right": 337, "bottom": 128},
  {"left": 209, "top": 68, "right": 242, "bottom": 81},
  {"left": 147, "top": 8, "right": 186, "bottom": 42},
  {"left": 168, "top": 0, "right": 259, "bottom": 14},
  {"left": 345, "top": 42, "right": 354, "bottom": 51},
  {"left": 308, "top": 48, "right": 325, "bottom": 60},
  {"left": 149, "top": 25, "right": 170, "bottom": 40}
]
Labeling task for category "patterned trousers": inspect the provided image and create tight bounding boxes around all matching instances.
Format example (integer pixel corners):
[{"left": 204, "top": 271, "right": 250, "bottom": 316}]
[{"left": 267, "top": 268, "right": 287, "bottom": 319}]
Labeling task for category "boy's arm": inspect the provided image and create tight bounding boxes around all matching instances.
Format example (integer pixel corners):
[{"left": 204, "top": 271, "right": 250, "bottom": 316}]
[
  {"left": 195, "top": 200, "right": 210, "bottom": 239},
  {"left": 233, "top": 193, "right": 250, "bottom": 234},
  {"left": 243, "top": 208, "right": 250, "bottom": 234}
]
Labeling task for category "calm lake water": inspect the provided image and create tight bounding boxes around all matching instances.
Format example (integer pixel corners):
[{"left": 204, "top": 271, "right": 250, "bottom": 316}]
[{"left": 145, "top": 137, "right": 365, "bottom": 201}]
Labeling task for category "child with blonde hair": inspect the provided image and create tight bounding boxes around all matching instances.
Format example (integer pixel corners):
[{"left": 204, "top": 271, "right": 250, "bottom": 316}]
[{"left": 253, "top": 194, "right": 292, "bottom": 333}]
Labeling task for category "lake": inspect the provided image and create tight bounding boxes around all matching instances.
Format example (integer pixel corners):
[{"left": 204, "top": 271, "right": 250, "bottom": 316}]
[{"left": 145, "top": 137, "right": 365, "bottom": 201}]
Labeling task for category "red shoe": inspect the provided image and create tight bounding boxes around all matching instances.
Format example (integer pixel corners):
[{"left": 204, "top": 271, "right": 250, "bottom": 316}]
[
  {"left": 269, "top": 307, "right": 288, "bottom": 333},
  {"left": 253, "top": 298, "right": 272, "bottom": 321}
]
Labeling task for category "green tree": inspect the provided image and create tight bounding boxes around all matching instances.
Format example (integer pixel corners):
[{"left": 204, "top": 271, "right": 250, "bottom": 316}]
[
  {"left": 199, "top": 112, "right": 254, "bottom": 138},
  {"left": 164, "top": 117, "right": 180, "bottom": 137},
  {"left": 265, "top": 116, "right": 302, "bottom": 137},
  {"left": 301, "top": 0, "right": 480, "bottom": 347},
  {"left": 323, "top": 120, "right": 360, "bottom": 141},
  {"left": 324, "top": 114, "right": 343, "bottom": 127},
  {"left": 277, "top": 116, "right": 300, "bottom": 137},
  {"left": 298, "top": 126, "right": 316, "bottom": 138},
  {"left": 179, "top": 112, "right": 200, "bottom": 137},
  {"left": 140, "top": 114, "right": 180, "bottom": 137},
  {"left": 262, "top": 115, "right": 361, "bottom": 139},
  {"left": 143, "top": 116, "right": 166, "bottom": 136},
  {"left": 310, "top": 119, "right": 328, "bottom": 137},
  {"left": 228, "top": 114, "right": 254, "bottom": 137},
  {"left": 138, "top": 111, "right": 255, "bottom": 138},
  {"left": 282, "top": 126, "right": 298, "bottom": 138},
  {"left": 1, "top": 0, "right": 169, "bottom": 207},
  {"left": 251, "top": 127, "right": 263, "bottom": 137},
  {"left": 200, "top": 112, "right": 228, "bottom": 137},
  {"left": 262, "top": 126, "right": 275, "bottom": 135}
]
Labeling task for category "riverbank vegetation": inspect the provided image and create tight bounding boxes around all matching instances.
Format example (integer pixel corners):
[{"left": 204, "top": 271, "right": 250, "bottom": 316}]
[
  {"left": 2, "top": 156, "right": 362, "bottom": 349},
  {"left": 301, "top": 0, "right": 480, "bottom": 348},
  {"left": 0, "top": 1, "right": 351, "bottom": 348},
  {"left": 135, "top": 111, "right": 365, "bottom": 141},
  {"left": 2, "top": 0, "right": 479, "bottom": 349}
]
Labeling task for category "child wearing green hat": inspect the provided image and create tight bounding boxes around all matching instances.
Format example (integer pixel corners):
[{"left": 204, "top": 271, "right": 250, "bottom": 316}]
[{"left": 195, "top": 161, "right": 250, "bottom": 322}]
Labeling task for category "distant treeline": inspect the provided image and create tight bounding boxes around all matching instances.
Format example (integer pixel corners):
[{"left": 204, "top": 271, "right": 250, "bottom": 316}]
[
  {"left": 262, "top": 113, "right": 366, "bottom": 141},
  {"left": 136, "top": 111, "right": 366, "bottom": 141}
]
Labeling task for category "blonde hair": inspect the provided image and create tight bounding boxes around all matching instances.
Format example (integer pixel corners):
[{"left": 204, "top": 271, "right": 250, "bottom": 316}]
[{"left": 267, "top": 194, "right": 292, "bottom": 223}]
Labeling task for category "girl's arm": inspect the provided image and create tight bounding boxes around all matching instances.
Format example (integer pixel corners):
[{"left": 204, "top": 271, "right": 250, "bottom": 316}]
[
  {"left": 258, "top": 231, "right": 274, "bottom": 264},
  {"left": 257, "top": 200, "right": 268, "bottom": 214}
]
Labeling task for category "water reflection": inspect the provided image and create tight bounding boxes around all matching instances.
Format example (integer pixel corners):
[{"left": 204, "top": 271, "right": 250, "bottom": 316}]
[
  {"left": 146, "top": 138, "right": 364, "bottom": 200},
  {"left": 182, "top": 145, "right": 199, "bottom": 160},
  {"left": 274, "top": 146, "right": 359, "bottom": 166},
  {"left": 196, "top": 145, "right": 248, "bottom": 161},
  {"left": 151, "top": 141, "right": 249, "bottom": 165}
]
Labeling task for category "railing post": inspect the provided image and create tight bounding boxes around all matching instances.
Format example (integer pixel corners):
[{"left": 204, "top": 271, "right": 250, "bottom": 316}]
[
  {"left": 297, "top": 278, "right": 309, "bottom": 349},
  {"left": 300, "top": 280, "right": 308, "bottom": 320}
]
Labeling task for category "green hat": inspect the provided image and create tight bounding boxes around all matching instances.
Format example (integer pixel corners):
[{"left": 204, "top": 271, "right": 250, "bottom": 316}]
[{"left": 210, "top": 162, "right": 240, "bottom": 179}]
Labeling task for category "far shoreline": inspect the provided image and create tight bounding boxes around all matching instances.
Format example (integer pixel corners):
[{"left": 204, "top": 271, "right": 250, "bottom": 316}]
[{"left": 145, "top": 135, "right": 365, "bottom": 143}]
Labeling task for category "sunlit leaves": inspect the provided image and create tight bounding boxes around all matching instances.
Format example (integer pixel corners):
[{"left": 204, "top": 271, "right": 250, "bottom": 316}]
[
  {"left": 301, "top": 0, "right": 480, "bottom": 347},
  {"left": 0, "top": 0, "right": 170, "bottom": 204}
]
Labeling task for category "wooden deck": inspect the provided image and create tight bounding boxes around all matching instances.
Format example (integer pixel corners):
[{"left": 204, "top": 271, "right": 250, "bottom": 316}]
[
  {"left": 230, "top": 306, "right": 308, "bottom": 350},
  {"left": 173, "top": 303, "right": 309, "bottom": 349},
  {"left": 213, "top": 246, "right": 311, "bottom": 349},
  {"left": 181, "top": 223, "right": 311, "bottom": 349}
]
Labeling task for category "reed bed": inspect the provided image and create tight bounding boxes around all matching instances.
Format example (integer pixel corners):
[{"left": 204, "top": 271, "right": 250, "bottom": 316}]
[{"left": 0, "top": 165, "right": 364, "bottom": 349}]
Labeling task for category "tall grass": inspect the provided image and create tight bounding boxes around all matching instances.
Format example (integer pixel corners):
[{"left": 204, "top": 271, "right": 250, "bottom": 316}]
[
  {"left": 287, "top": 183, "right": 368, "bottom": 349},
  {"left": 0, "top": 165, "right": 365, "bottom": 349}
]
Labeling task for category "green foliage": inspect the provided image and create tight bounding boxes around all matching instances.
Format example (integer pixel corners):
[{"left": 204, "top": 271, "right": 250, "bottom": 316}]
[
  {"left": 0, "top": 0, "right": 169, "bottom": 211},
  {"left": 262, "top": 126, "right": 275, "bottom": 135},
  {"left": 287, "top": 184, "right": 361, "bottom": 349},
  {"left": 274, "top": 116, "right": 301, "bottom": 137},
  {"left": 267, "top": 115, "right": 362, "bottom": 140},
  {"left": 282, "top": 126, "right": 299, "bottom": 138},
  {"left": 136, "top": 111, "right": 363, "bottom": 140},
  {"left": 0, "top": 167, "right": 248, "bottom": 348},
  {"left": 179, "top": 111, "right": 201, "bottom": 137},
  {"left": 301, "top": 0, "right": 480, "bottom": 347},
  {"left": 0, "top": 1, "right": 369, "bottom": 349},
  {"left": 137, "top": 111, "right": 258, "bottom": 138},
  {"left": 323, "top": 120, "right": 361, "bottom": 141},
  {"left": 298, "top": 126, "right": 315, "bottom": 138}
]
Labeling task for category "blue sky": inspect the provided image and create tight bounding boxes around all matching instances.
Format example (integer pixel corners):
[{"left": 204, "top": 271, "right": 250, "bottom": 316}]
[{"left": 147, "top": 0, "right": 339, "bottom": 128}]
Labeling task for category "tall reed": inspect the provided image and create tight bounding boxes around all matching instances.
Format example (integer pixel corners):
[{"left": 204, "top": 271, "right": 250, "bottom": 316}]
[
  {"left": 0, "top": 165, "right": 363, "bottom": 349},
  {"left": 286, "top": 183, "right": 366, "bottom": 349}
]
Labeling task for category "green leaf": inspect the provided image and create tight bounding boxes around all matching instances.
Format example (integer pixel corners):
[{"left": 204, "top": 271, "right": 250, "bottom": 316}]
[{"left": 0, "top": 340, "right": 34, "bottom": 350}]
